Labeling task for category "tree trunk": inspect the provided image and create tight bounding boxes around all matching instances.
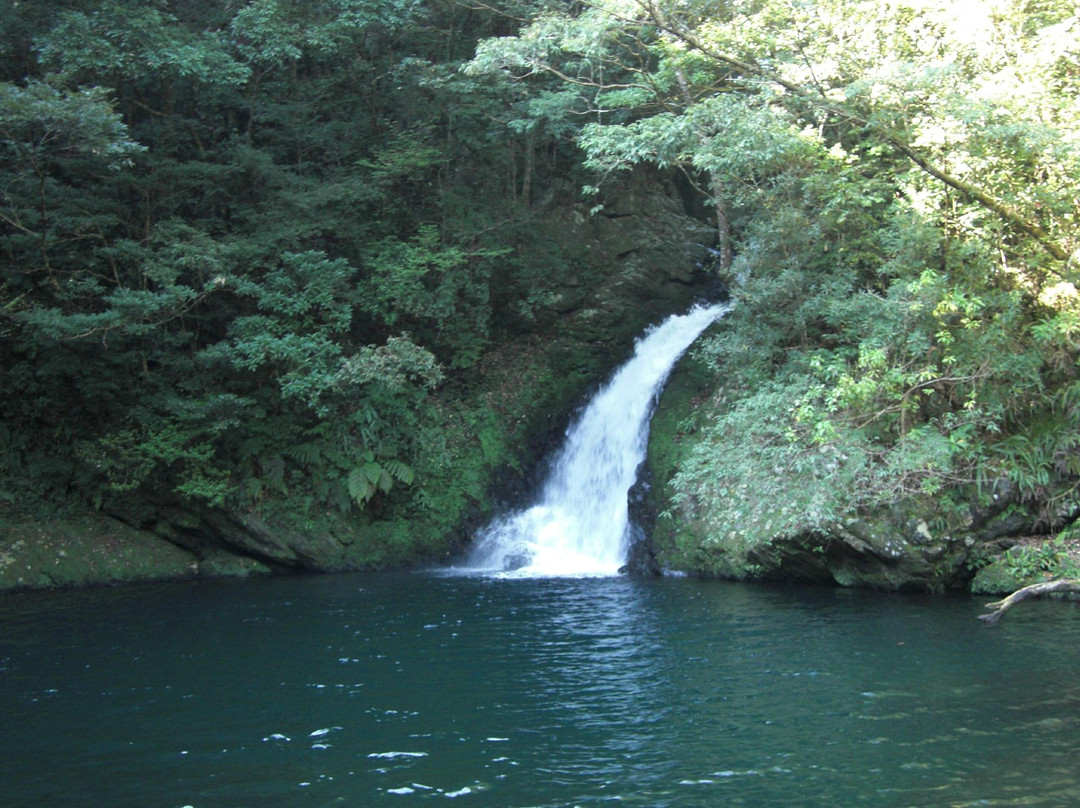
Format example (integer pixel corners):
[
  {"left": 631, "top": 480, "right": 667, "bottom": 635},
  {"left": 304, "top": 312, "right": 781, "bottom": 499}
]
[
  {"left": 712, "top": 177, "right": 732, "bottom": 273},
  {"left": 522, "top": 129, "right": 534, "bottom": 206},
  {"left": 978, "top": 579, "right": 1080, "bottom": 625}
]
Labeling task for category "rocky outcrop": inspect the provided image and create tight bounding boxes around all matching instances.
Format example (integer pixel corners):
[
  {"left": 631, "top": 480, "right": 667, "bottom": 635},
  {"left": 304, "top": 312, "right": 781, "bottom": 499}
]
[
  {"left": 650, "top": 480, "right": 1065, "bottom": 593},
  {"left": 735, "top": 503, "right": 1040, "bottom": 592},
  {"left": 0, "top": 514, "right": 206, "bottom": 591},
  {"left": 643, "top": 345, "right": 1079, "bottom": 593},
  {"left": 535, "top": 168, "right": 717, "bottom": 348}
]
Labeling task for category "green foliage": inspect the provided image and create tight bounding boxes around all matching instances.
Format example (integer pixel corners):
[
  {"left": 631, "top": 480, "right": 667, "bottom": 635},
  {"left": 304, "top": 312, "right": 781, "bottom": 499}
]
[
  {"left": 362, "top": 226, "right": 507, "bottom": 367},
  {"left": 0, "top": 0, "right": 577, "bottom": 555},
  {"left": 1000, "top": 539, "right": 1078, "bottom": 582},
  {"left": 36, "top": 2, "right": 249, "bottom": 86},
  {"left": 0, "top": 80, "right": 141, "bottom": 163},
  {"left": 461, "top": 0, "right": 1079, "bottom": 558},
  {"left": 4, "top": 0, "right": 1080, "bottom": 580}
]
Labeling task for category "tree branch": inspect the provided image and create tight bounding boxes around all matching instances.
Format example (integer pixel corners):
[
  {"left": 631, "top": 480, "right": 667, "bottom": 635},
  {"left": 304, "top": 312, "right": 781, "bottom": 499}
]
[
  {"left": 630, "top": 0, "right": 1070, "bottom": 266},
  {"left": 888, "top": 140, "right": 1068, "bottom": 263},
  {"left": 978, "top": 579, "right": 1080, "bottom": 625}
]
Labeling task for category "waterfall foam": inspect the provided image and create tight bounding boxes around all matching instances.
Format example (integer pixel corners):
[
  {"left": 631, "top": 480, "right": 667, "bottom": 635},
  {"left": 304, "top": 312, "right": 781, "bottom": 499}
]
[{"left": 468, "top": 301, "right": 730, "bottom": 576}]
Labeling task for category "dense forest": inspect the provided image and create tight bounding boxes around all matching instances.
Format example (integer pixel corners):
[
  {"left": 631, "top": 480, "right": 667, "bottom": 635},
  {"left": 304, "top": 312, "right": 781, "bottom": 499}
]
[{"left": 1, "top": 0, "right": 1078, "bottom": 592}]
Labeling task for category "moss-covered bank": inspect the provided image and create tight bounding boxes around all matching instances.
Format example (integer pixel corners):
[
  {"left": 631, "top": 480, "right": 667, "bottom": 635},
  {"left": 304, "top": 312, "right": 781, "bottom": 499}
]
[
  {"left": 0, "top": 512, "right": 207, "bottom": 591},
  {"left": 645, "top": 355, "right": 1080, "bottom": 596}
]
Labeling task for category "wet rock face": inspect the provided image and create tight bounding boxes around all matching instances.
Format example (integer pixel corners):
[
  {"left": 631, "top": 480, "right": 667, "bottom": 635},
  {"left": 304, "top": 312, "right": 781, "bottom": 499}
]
[
  {"left": 623, "top": 471, "right": 661, "bottom": 577},
  {"left": 661, "top": 493, "right": 1054, "bottom": 592},
  {"left": 537, "top": 167, "right": 718, "bottom": 350},
  {"left": 621, "top": 528, "right": 661, "bottom": 577}
]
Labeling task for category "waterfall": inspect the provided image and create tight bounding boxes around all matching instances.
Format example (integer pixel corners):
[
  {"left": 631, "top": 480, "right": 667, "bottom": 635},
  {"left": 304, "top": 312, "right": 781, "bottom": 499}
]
[{"left": 468, "top": 301, "right": 730, "bottom": 576}]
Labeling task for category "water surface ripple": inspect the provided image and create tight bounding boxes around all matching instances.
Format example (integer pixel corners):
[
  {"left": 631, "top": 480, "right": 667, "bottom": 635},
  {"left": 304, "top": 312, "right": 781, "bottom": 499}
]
[{"left": 2, "top": 574, "right": 1079, "bottom": 807}]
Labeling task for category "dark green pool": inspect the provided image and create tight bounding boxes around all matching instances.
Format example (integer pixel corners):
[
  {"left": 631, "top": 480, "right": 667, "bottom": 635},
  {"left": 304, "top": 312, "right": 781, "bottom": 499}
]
[{"left": 2, "top": 573, "right": 1078, "bottom": 807}]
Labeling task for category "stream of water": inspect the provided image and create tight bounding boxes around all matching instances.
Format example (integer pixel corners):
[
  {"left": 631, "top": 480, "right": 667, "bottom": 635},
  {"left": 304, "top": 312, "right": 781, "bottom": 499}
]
[
  {"left": 3, "top": 573, "right": 1079, "bottom": 807},
  {"left": 468, "top": 302, "right": 729, "bottom": 575}
]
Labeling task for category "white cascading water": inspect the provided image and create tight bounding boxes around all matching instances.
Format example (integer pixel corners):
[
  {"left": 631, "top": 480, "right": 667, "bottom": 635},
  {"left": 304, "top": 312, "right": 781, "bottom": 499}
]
[{"left": 468, "top": 301, "right": 730, "bottom": 576}]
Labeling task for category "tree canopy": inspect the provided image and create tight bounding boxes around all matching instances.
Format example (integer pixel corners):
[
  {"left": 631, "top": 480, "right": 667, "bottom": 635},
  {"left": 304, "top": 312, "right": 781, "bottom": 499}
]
[{"left": 0, "top": 0, "right": 571, "bottom": 535}]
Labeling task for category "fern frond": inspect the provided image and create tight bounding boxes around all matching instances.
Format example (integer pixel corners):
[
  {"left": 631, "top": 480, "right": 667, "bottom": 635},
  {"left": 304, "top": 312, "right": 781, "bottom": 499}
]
[
  {"left": 362, "top": 461, "right": 383, "bottom": 485},
  {"left": 311, "top": 469, "right": 330, "bottom": 499},
  {"left": 348, "top": 465, "right": 374, "bottom": 505},
  {"left": 285, "top": 442, "right": 322, "bottom": 467},
  {"left": 238, "top": 436, "right": 268, "bottom": 458},
  {"left": 331, "top": 481, "right": 352, "bottom": 513},
  {"left": 376, "top": 467, "right": 394, "bottom": 493},
  {"left": 381, "top": 458, "right": 415, "bottom": 485},
  {"left": 258, "top": 452, "right": 285, "bottom": 481}
]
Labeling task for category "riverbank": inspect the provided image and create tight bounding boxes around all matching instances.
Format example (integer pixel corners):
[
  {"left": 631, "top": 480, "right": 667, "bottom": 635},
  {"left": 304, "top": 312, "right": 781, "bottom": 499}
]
[
  {"left": 7, "top": 503, "right": 1079, "bottom": 597},
  {"left": 0, "top": 512, "right": 206, "bottom": 591},
  {"left": 644, "top": 351, "right": 1080, "bottom": 597}
]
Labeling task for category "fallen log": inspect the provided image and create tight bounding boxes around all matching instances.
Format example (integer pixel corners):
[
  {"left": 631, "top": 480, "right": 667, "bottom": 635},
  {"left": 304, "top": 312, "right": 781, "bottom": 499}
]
[{"left": 978, "top": 579, "right": 1080, "bottom": 625}]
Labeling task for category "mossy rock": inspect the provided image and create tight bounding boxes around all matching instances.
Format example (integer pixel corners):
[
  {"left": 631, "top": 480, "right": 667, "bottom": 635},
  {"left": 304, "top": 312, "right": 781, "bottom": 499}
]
[
  {"left": 0, "top": 513, "right": 200, "bottom": 592},
  {"left": 970, "top": 534, "right": 1080, "bottom": 595},
  {"left": 642, "top": 338, "right": 722, "bottom": 572},
  {"left": 645, "top": 351, "right": 1072, "bottom": 592},
  {"left": 970, "top": 558, "right": 1037, "bottom": 595}
]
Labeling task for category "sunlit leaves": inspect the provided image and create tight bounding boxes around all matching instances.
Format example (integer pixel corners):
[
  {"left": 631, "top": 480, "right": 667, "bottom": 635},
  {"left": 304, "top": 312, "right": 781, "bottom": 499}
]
[
  {"left": 0, "top": 81, "right": 142, "bottom": 163},
  {"left": 231, "top": 0, "right": 424, "bottom": 67},
  {"left": 336, "top": 336, "right": 443, "bottom": 392},
  {"left": 360, "top": 226, "right": 503, "bottom": 368},
  {"left": 37, "top": 2, "right": 250, "bottom": 87}
]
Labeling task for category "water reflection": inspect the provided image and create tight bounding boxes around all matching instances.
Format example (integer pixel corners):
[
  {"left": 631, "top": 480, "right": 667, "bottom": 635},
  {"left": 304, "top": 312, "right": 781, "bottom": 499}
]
[{"left": 479, "top": 579, "right": 677, "bottom": 792}]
